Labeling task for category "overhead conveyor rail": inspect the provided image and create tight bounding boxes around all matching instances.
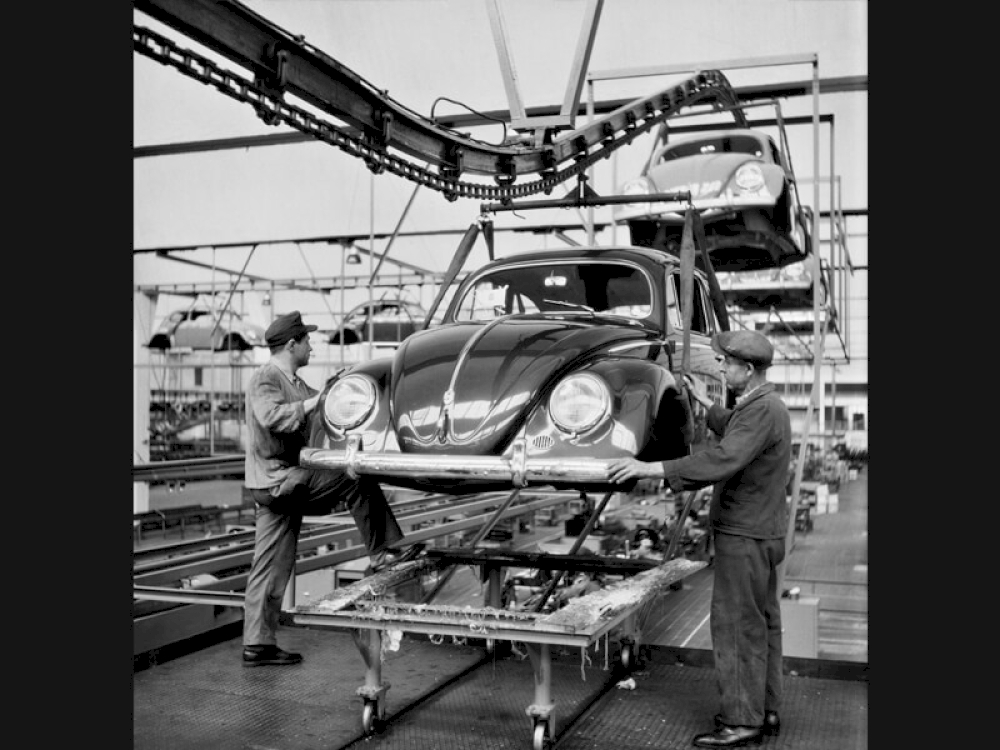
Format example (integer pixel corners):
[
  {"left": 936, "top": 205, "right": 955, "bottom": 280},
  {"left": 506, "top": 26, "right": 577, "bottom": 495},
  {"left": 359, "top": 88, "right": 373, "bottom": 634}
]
[{"left": 134, "top": 0, "right": 747, "bottom": 202}]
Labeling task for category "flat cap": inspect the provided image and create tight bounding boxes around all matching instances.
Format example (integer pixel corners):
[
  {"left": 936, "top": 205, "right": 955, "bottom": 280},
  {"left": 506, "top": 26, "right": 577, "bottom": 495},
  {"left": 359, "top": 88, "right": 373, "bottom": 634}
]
[
  {"left": 265, "top": 310, "right": 318, "bottom": 347},
  {"left": 712, "top": 330, "right": 774, "bottom": 368}
]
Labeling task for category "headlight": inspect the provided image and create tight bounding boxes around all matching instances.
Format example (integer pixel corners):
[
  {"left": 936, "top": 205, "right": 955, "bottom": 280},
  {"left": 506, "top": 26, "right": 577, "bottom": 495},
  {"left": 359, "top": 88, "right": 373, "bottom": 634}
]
[
  {"left": 782, "top": 261, "right": 807, "bottom": 280},
  {"left": 324, "top": 375, "right": 377, "bottom": 430},
  {"left": 549, "top": 373, "right": 611, "bottom": 434},
  {"left": 620, "top": 178, "right": 652, "bottom": 196},
  {"left": 734, "top": 163, "right": 765, "bottom": 192}
]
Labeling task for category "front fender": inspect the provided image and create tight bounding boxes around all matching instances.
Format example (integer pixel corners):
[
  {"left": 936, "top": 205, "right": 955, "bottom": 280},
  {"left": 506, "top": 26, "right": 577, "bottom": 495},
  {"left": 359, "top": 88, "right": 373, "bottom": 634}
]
[
  {"left": 316, "top": 359, "right": 396, "bottom": 452},
  {"left": 516, "top": 357, "right": 682, "bottom": 462}
]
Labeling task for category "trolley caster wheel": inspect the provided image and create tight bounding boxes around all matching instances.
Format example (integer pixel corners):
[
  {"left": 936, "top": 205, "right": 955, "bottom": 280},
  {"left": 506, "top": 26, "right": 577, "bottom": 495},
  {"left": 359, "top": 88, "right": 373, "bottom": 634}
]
[
  {"left": 361, "top": 699, "right": 382, "bottom": 735},
  {"left": 532, "top": 719, "right": 551, "bottom": 750}
]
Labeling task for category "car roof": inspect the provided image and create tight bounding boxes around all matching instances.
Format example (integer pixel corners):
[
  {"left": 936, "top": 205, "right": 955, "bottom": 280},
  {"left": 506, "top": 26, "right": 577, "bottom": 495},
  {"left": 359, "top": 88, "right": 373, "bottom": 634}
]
[{"left": 347, "top": 298, "right": 424, "bottom": 312}]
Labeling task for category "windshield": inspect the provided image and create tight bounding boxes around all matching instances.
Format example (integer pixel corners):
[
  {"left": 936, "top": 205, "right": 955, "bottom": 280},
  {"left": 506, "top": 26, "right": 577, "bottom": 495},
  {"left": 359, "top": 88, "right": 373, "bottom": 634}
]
[
  {"left": 453, "top": 260, "right": 653, "bottom": 322},
  {"left": 659, "top": 134, "right": 767, "bottom": 163}
]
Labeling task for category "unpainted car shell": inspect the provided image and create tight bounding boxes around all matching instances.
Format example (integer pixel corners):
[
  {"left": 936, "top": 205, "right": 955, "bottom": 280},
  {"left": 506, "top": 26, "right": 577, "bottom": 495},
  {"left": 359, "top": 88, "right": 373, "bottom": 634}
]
[
  {"left": 301, "top": 246, "right": 726, "bottom": 495},
  {"left": 147, "top": 307, "right": 266, "bottom": 351},
  {"left": 327, "top": 299, "right": 425, "bottom": 345}
]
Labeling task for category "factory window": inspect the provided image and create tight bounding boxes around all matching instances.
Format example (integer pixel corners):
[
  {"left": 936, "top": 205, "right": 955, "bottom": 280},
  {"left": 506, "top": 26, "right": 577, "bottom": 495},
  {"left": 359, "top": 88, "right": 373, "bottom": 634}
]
[
  {"left": 825, "top": 406, "right": 848, "bottom": 432},
  {"left": 852, "top": 413, "right": 865, "bottom": 430},
  {"left": 194, "top": 367, "right": 203, "bottom": 386}
]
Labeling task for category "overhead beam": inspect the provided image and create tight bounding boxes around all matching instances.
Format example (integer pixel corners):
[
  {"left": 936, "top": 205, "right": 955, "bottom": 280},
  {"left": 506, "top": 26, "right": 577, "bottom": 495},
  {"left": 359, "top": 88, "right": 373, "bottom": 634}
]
[
  {"left": 133, "top": 0, "right": 744, "bottom": 182},
  {"left": 133, "top": 222, "right": 614, "bottom": 255},
  {"left": 134, "top": 78, "right": 866, "bottom": 159},
  {"left": 135, "top": 273, "right": 458, "bottom": 297},
  {"left": 589, "top": 53, "right": 819, "bottom": 81}
]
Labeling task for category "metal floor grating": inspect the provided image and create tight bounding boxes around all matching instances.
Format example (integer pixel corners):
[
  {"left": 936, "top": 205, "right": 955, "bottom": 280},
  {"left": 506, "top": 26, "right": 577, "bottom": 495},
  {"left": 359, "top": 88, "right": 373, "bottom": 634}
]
[
  {"left": 556, "top": 655, "right": 867, "bottom": 750},
  {"left": 134, "top": 626, "right": 866, "bottom": 750}
]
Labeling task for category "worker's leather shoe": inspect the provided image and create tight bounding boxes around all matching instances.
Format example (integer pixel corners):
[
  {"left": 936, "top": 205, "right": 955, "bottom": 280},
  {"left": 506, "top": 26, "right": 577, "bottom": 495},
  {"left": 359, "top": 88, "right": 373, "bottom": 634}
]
[
  {"left": 714, "top": 711, "right": 779, "bottom": 736},
  {"left": 370, "top": 543, "right": 426, "bottom": 574},
  {"left": 692, "top": 725, "right": 763, "bottom": 747},
  {"left": 242, "top": 645, "right": 303, "bottom": 667}
]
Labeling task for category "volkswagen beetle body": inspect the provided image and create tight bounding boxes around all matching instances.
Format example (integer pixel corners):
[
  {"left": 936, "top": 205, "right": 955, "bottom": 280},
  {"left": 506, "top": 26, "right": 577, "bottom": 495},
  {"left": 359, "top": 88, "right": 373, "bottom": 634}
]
[
  {"left": 618, "top": 129, "right": 811, "bottom": 273},
  {"left": 301, "top": 245, "right": 727, "bottom": 495},
  {"left": 147, "top": 305, "right": 266, "bottom": 352}
]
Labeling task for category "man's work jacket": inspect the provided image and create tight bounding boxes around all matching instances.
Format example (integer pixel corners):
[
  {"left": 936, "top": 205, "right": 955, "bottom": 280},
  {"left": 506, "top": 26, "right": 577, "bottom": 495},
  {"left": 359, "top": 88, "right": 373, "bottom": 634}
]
[
  {"left": 660, "top": 383, "right": 791, "bottom": 540},
  {"left": 244, "top": 361, "right": 317, "bottom": 491}
]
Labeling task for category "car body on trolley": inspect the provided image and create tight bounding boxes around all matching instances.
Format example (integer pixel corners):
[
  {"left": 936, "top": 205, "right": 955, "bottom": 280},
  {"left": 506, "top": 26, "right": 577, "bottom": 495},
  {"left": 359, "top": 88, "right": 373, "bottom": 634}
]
[{"left": 301, "top": 245, "right": 728, "bottom": 495}]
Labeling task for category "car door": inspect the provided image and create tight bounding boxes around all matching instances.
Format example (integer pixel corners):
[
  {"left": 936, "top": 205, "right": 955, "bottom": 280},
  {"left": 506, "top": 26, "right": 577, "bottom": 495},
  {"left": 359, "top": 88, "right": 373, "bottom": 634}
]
[
  {"left": 370, "top": 302, "right": 418, "bottom": 342},
  {"left": 175, "top": 310, "right": 215, "bottom": 350},
  {"left": 369, "top": 302, "right": 399, "bottom": 342}
]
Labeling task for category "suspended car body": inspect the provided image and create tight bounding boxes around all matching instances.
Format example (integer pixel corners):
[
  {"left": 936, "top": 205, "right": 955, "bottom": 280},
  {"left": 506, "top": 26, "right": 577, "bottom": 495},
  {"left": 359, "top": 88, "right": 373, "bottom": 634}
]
[
  {"left": 326, "top": 299, "right": 427, "bottom": 345},
  {"left": 147, "top": 306, "right": 266, "bottom": 352},
  {"left": 716, "top": 258, "right": 826, "bottom": 310},
  {"left": 618, "top": 129, "right": 812, "bottom": 273}
]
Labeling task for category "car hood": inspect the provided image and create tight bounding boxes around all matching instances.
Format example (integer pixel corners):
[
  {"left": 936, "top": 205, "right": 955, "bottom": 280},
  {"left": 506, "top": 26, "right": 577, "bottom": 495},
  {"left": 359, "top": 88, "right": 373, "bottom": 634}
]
[
  {"left": 390, "top": 316, "right": 659, "bottom": 454},
  {"left": 646, "top": 153, "right": 780, "bottom": 196}
]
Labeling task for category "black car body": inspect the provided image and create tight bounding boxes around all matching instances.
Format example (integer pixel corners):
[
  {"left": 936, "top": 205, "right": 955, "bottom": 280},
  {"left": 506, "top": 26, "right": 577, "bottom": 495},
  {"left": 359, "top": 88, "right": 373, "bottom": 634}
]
[{"left": 301, "top": 246, "right": 728, "bottom": 495}]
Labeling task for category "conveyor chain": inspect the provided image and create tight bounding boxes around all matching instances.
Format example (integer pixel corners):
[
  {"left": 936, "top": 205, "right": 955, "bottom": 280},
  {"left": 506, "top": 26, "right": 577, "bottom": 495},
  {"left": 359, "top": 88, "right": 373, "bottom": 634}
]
[{"left": 133, "top": 0, "right": 745, "bottom": 202}]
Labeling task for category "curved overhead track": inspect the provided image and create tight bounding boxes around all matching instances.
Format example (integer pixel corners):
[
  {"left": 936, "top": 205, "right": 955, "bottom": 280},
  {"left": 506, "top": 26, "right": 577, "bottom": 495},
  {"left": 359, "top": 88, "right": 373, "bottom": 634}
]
[{"left": 134, "top": 0, "right": 746, "bottom": 202}]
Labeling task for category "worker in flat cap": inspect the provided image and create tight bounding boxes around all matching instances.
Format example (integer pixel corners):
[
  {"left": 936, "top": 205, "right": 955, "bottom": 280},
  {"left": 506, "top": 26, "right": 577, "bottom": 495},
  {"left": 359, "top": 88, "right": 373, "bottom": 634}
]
[
  {"left": 241, "top": 311, "right": 423, "bottom": 668},
  {"left": 607, "top": 329, "right": 791, "bottom": 748}
]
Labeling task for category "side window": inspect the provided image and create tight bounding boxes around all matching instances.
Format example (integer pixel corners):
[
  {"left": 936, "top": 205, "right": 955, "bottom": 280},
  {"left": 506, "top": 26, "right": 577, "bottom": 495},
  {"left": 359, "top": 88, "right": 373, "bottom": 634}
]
[
  {"left": 668, "top": 273, "right": 711, "bottom": 334},
  {"left": 694, "top": 279, "right": 717, "bottom": 334},
  {"left": 666, "top": 273, "right": 682, "bottom": 330}
]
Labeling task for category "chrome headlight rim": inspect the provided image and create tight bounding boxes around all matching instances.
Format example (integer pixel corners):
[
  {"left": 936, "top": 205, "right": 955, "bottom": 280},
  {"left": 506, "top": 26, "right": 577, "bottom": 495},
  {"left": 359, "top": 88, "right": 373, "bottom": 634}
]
[
  {"left": 620, "top": 177, "right": 654, "bottom": 197},
  {"left": 781, "top": 260, "right": 808, "bottom": 281},
  {"left": 734, "top": 163, "right": 766, "bottom": 192},
  {"left": 324, "top": 374, "right": 378, "bottom": 431},
  {"left": 548, "top": 372, "right": 612, "bottom": 435}
]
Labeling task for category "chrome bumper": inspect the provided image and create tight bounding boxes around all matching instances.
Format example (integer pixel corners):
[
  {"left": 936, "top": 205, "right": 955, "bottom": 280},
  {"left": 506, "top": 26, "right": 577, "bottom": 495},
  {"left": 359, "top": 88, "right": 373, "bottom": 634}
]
[
  {"left": 615, "top": 195, "right": 770, "bottom": 222},
  {"left": 299, "top": 437, "right": 617, "bottom": 488}
]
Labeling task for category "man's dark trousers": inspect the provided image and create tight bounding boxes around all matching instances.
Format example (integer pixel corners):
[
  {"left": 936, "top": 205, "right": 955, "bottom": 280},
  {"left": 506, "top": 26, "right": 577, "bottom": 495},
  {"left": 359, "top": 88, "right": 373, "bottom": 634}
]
[
  {"left": 710, "top": 532, "right": 785, "bottom": 727},
  {"left": 242, "top": 468, "right": 404, "bottom": 647}
]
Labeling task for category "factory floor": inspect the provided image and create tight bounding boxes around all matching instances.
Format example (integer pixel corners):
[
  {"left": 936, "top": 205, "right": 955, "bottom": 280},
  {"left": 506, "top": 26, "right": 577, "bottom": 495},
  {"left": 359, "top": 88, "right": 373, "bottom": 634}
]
[{"left": 133, "top": 468, "right": 867, "bottom": 749}]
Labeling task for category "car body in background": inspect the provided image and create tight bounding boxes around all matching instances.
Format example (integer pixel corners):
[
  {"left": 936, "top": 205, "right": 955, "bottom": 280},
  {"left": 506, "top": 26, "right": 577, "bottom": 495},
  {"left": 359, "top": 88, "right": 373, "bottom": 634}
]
[
  {"left": 716, "top": 258, "right": 827, "bottom": 311},
  {"left": 326, "top": 298, "right": 427, "bottom": 345},
  {"left": 301, "top": 245, "right": 729, "bottom": 496},
  {"left": 147, "top": 306, "right": 266, "bottom": 352},
  {"left": 618, "top": 128, "right": 812, "bottom": 273}
]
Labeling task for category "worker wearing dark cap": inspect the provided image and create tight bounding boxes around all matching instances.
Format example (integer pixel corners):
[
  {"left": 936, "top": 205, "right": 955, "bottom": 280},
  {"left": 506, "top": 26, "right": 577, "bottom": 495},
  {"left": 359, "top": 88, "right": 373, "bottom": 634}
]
[
  {"left": 607, "top": 330, "right": 791, "bottom": 748},
  {"left": 242, "top": 311, "right": 423, "bottom": 668}
]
